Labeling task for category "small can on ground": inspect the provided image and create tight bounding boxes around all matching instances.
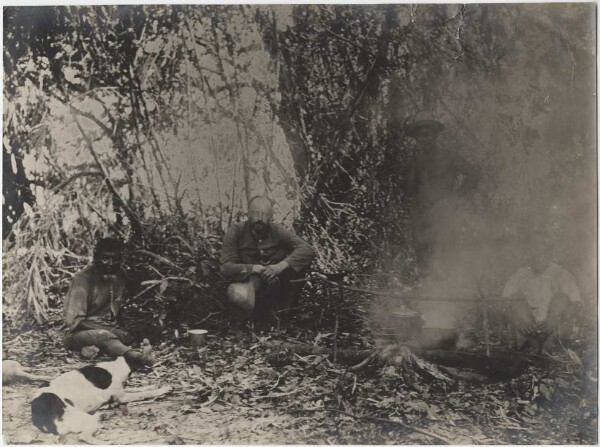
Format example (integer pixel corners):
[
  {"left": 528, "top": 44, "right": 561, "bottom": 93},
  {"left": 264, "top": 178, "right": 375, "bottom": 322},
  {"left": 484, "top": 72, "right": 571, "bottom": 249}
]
[{"left": 188, "top": 329, "right": 208, "bottom": 348}]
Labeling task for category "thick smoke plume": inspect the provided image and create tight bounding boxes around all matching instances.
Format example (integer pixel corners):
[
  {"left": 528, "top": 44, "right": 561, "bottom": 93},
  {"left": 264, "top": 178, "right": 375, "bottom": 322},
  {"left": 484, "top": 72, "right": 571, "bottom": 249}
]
[{"left": 381, "top": 4, "right": 596, "bottom": 334}]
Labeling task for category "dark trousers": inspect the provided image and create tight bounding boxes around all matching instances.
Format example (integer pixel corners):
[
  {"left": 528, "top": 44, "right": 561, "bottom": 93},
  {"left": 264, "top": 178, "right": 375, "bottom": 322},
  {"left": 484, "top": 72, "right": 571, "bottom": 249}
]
[
  {"left": 63, "top": 326, "right": 132, "bottom": 357},
  {"left": 412, "top": 210, "right": 435, "bottom": 276},
  {"left": 253, "top": 269, "right": 304, "bottom": 324},
  {"left": 504, "top": 293, "right": 571, "bottom": 349}
]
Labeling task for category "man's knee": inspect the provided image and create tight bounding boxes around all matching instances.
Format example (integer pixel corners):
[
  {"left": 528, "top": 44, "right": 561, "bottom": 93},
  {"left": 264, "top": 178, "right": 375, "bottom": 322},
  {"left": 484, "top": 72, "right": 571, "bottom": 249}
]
[
  {"left": 227, "top": 281, "right": 256, "bottom": 313},
  {"left": 503, "top": 302, "right": 535, "bottom": 329}
]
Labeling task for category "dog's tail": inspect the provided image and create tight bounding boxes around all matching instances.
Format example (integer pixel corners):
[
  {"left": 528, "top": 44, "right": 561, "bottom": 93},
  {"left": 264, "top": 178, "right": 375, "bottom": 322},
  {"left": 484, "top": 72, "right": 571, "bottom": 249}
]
[
  {"left": 31, "top": 392, "right": 65, "bottom": 435},
  {"left": 21, "top": 371, "right": 53, "bottom": 383},
  {"left": 3, "top": 360, "right": 52, "bottom": 384}
]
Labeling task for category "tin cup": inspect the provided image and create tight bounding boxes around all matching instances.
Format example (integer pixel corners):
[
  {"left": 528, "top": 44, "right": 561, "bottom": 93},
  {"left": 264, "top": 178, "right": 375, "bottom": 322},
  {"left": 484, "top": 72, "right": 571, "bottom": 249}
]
[{"left": 188, "top": 329, "right": 208, "bottom": 348}]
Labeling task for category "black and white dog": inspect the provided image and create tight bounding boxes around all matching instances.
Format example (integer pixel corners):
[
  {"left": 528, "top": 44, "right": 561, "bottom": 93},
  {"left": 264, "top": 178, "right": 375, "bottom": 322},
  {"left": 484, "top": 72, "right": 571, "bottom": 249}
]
[{"left": 31, "top": 356, "right": 171, "bottom": 437}]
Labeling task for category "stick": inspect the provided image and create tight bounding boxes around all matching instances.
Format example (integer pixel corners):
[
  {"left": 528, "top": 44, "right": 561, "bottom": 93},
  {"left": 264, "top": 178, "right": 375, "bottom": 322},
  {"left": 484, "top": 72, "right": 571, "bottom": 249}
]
[
  {"left": 119, "top": 435, "right": 165, "bottom": 444},
  {"left": 483, "top": 304, "right": 490, "bottom": 357},
  {"left": 118, "top": 386, "right": 172, "bottom": 404},
  {"left": 72, "top": 113, "right": 143, "bottom": 238},
  {"left": 289, "top": 277, "right": 525, "bottom": 303},
  {"left": 51, "top": 171, "right": 104, "bottom": 191},
  {"left": 255, "top": 389, "right": 302, "bottom": 399},
  {"left": 478, "top": 287, "right": 491, "bottom": 357},
  {"left": 135, "top": 250, "right": 183, "bottom": 270},
  {"left": 262, "top": 340, "right": 372, "bottom": 362},
  {"left": 297, "top": 408, "right": 452, "bottom": 444},
  {"left": 333, "top": 316, "right": 339, "bottom": 363},
  {"left": 348, "top": 352, "right": 377, "bottom": 372}
]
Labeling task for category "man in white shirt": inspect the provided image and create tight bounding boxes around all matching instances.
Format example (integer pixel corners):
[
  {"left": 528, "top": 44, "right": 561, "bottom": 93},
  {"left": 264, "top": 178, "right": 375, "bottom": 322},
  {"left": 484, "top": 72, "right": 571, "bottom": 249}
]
[{"left": 502, "top": 237, "right": 583, "bottom": 353}]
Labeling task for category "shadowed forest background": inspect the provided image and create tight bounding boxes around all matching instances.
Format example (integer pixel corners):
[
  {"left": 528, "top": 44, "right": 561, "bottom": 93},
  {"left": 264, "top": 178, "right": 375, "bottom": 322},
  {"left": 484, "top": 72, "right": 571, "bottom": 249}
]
[
  {"left": 4, "top": 3, "right": 596, "bottom": 325},
  {"left": 2, "top": 4, "right": 597, "bottom": 444}
]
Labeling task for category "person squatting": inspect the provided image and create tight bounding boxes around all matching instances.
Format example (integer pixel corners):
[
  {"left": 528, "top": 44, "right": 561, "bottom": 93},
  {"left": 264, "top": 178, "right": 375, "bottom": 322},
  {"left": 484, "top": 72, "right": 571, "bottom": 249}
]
[{"left": 61, "top": 122, "right": 584, "bottom": 364}]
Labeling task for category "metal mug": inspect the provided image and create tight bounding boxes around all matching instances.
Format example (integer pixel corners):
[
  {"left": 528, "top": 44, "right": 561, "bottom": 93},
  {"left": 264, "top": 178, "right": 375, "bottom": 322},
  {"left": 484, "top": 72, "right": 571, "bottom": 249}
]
[{"left": 188, "top": 329, "right": 208, "bottom": 348}]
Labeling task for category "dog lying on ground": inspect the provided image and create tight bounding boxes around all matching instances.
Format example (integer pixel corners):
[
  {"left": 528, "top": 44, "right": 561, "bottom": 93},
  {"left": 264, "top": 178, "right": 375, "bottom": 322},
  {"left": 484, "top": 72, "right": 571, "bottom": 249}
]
[{"left": 31, "top": 348, "right": 171, "bottom": 438}]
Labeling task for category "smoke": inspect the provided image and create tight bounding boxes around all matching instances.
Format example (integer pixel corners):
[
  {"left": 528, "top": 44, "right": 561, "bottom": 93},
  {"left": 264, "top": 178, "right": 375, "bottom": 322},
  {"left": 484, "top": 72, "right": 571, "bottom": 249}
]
[
  {"left": 415, "top": 196, "right": 516, "bottom": 330},
  {"left": 378, "top": 4, "right": 596, "bottom": 334}
]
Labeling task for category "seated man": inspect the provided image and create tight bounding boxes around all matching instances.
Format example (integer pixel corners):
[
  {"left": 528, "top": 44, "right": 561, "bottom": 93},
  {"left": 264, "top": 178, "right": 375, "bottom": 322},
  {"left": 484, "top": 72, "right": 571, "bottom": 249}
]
[
  {"left": 220, "top": 195, "right": 316, "bottom": 326},
  {"left": 63, "top": 237, "right": 155, "bottom": 367},
  {"left": 501, "top": 235, "right": 583, "bottom": 353}
]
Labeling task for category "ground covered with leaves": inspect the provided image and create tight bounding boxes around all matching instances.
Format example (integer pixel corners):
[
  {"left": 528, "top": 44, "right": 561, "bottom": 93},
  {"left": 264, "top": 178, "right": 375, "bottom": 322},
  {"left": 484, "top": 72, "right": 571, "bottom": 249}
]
[{"left": 3, "top": 306, "right": 597, "bottom": 445}]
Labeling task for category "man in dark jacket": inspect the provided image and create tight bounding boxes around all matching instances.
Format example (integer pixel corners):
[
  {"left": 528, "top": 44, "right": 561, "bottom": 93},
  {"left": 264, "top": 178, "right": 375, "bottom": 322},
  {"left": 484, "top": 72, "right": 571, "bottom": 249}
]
[
  {"left": 220, "top": 195, "right": 316, "bottom": 325},
  {"left": 63, "top": 238, "right": 154, "bottom": 366},
  {"left": 405, "top": 120, "right": 480, "bottom": 276}
]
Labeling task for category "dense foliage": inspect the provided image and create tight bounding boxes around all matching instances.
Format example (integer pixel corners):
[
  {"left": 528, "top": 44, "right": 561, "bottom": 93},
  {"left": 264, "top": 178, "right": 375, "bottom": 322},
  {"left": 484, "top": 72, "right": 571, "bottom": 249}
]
[
  {"left": 2, "top": 7, "right": 596, "bottom": 444},
  {"left": 3, "top": 5, "right": 596, "bottom": 327}
]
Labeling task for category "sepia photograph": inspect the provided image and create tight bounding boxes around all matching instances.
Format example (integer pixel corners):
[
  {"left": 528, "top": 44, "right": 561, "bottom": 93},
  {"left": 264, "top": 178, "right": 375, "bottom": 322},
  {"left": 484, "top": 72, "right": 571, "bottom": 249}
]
[{"left": 2, "top": 3, "right": 597, "bottom": 444}]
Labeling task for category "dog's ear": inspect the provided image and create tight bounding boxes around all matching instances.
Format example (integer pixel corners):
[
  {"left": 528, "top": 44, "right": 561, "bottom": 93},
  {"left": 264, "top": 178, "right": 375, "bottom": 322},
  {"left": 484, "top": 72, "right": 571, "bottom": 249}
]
[{"left": 31, "top": 392, "right": 66, "bottom": 435}]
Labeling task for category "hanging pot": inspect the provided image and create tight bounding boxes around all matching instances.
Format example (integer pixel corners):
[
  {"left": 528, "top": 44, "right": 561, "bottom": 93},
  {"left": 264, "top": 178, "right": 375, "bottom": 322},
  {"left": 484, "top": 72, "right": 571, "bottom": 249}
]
[{"left": 378, "top": 306, "right": 424, "bottom": 342}]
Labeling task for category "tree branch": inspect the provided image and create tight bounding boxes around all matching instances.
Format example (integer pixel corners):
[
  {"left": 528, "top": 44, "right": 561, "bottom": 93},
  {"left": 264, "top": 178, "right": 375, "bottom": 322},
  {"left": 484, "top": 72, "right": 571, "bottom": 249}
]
[
  {"left": 293, "top": 407, "right": 452, "bottom": 444},
  {"left": 51, "top": 171, "right": 104, "bottom": 191},
  {"left": 72, "top": 112, "right": 143, "bottom": 240}
]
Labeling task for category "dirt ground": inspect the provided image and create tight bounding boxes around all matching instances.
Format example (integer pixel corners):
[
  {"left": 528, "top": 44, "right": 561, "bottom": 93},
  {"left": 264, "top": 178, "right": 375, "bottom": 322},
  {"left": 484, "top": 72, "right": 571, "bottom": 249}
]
[
  {"left": 3, "top": 324, "right": 315, "bottom": 445},
  {"left": 2, "top": 319, "right": 598, "bottom": 445}
]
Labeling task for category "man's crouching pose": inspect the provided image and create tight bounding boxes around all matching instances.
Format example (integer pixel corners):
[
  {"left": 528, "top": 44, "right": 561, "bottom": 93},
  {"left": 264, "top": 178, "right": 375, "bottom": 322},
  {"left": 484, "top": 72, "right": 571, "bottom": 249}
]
[
  {"left": 501, "top": 233, "right": 584, "bottom": 353},
  {"left": 220, "top": 196, "right": 316, "bottom": 327},
  {"left": 63, "top": 238, "right": 155, "bottom": 367}
]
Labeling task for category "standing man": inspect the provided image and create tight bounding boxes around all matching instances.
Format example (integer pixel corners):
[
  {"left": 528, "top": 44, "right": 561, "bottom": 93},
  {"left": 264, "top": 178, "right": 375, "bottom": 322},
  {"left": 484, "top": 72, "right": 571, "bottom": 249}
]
[
  {"left": 405, "top": 119, "right": 480, "bottom": 276},
  {"left": 220, "top": 195, "right": 316, "bottom": 327},
  {"left": 63, "top": 238, "right": 155, "bottom": 367}
]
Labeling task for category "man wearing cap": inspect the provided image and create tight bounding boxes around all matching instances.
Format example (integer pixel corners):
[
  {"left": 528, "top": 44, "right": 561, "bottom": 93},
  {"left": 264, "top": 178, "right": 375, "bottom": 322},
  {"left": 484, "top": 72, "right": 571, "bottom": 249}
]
[
  {"left": 405, "top": 119, "right": 480, "bottom": 275},
  {"left": 220, "top": 195, "right": 316, "bottom": 326},
  {"left": 63, "top": 237, "right": 155, "bottom": 367}
]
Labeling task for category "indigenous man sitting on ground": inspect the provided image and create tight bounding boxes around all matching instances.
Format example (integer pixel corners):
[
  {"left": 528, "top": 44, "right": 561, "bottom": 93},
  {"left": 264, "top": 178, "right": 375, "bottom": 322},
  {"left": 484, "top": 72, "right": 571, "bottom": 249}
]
[
  {"left": 63, "top": 237, "right": 155, "bottom": 367},
  {"left": 501, "top": 233, "right": 583, "bottom": 354},
  {"left": 220, "top": 195, "right": 316, "bottom": 327}
]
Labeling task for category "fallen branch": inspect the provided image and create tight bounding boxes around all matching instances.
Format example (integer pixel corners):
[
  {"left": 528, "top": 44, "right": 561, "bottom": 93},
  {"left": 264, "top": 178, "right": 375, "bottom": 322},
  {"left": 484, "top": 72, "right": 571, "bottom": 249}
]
[
  {"left": 117, "top": 435, "right": 166, "bottom": 445},
  {"left": 255, "top": 389, "right": 302, "bottom": 399},
  {"left": 348, "top": 352, "right": 377, "bottom": 372},
  {"left": 263, "top": 340, "right": 451, "bottom": 381},
  {"left": 262, "top": 340, "right": 371, "bottom": 362},
  {"left": 437, "top": 365, "right": 487, "bottom": 383},
  {"left": 296, "top": 407, "right": 452, "bottom": 444},
  {"left": 134, "top": 250, "right": 183, "bottom": 271},
  {"left": 420, "top": 349, "right": 541, "bottom": 379}
]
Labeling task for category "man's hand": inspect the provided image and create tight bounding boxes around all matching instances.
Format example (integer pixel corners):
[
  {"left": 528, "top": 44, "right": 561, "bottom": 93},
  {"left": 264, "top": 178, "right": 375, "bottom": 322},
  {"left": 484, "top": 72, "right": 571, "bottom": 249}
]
[
  {"left": 263, "top": 261, "right": 289, "bottom": 283},
  {"left": 252, "top": 265, "right": 267, "bottom": 275},
  {"left": 535, "top": 321, "right": 552, "bottom": 336}
]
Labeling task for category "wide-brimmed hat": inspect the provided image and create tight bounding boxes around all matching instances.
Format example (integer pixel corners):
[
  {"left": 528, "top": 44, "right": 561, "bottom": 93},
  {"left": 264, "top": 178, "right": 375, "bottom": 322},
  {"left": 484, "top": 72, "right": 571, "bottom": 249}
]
[
  {"left": 227, "top": 280, "right": 256, "bottom": 312},
  {"left": 405, "top": 120, "right": 445, "bottom": 137}
]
